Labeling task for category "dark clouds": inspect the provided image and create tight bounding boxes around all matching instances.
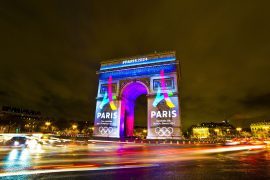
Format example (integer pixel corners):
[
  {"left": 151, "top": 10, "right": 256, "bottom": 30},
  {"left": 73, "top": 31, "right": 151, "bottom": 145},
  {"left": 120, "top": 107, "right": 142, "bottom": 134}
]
[
  {"left": 0, "top": 0, "right": 270, "bottom": 129},
  {"left": 241, "top": 93, "right": 270, "bottom": 108}
]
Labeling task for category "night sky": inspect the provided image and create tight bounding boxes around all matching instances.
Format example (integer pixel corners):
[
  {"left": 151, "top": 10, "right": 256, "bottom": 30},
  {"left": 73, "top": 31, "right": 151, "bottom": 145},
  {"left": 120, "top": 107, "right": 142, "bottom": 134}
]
[{"left": 1, "top": 1, "right": 270, "bottom": 130}]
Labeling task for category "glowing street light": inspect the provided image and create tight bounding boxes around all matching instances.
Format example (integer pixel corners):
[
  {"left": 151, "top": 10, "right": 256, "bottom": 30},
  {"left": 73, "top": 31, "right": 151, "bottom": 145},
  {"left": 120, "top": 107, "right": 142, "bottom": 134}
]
[
  {"left": 45, "top": 121, "right": 51, "bottom": 132},
  {"left": 236, "top": 127, "right": 242, "bottom": 132},
  {"left": 45, "top": 122, "right": 51, "bottom": 126},
  {"left": 72, "top": 124, "right": 77, "bottom": 129},
  {"left": 214, "top": 129, "right": 220, "bottom": 137},
  {"left": 143, "top": 129, "right": 147, "bottom": 133},
  {"left": 236, "top": 127, "right": 242, "bottom": 138}
]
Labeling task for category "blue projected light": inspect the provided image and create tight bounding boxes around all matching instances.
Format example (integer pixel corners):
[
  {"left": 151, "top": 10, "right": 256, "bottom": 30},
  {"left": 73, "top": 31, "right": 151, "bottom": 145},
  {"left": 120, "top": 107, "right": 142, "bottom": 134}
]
[
  {"left": 99, "top": 91, "right": 109, "bottom": 110},
  {"left": 153, "top": 86, "right": 164, "bottom": 107},
  {"left": 100, "top": 57, "right": 176, "bottom": 70},
  {"left": 99, "top": 64, "right": 176, "bottom": 80}
]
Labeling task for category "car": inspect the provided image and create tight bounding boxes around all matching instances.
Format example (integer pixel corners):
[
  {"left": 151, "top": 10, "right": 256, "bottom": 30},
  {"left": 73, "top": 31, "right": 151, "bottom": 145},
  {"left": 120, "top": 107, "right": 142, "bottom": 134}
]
[
  {"left": 39, "top": 135, "right": 62, "bottom": 145},
  {"left": 224, "top": 139, "right": 240, "bottom": 146},
  {"left": 6, "top": 136, "right": 27, "bottom": 148}
]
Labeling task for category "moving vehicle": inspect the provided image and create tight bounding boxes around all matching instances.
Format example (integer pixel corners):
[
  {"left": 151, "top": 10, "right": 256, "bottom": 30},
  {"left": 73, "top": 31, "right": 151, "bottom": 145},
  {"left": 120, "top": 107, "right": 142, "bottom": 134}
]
[
  {"left": 6, "top": 136, "right": 27, "bottom": 148},
  {"left": 224, "top": 139, "right": 240, "bottom": 145}
]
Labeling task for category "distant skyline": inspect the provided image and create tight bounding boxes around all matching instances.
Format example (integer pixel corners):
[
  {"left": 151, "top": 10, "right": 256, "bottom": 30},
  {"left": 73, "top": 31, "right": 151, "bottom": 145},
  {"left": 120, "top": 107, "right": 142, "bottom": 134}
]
[{"left": 1, "top": 1, "right": 270, "bottom": 130}]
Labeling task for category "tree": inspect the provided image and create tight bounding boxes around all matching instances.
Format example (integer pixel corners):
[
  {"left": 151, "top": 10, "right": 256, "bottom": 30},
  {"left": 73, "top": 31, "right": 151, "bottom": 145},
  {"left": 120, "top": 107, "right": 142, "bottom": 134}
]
[{"left": 54, "top": 118, "right": 71, "bottom": 131}]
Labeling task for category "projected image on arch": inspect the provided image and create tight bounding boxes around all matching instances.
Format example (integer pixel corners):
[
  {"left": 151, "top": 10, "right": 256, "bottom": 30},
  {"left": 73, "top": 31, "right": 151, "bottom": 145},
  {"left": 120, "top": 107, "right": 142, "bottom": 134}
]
[
  {"left": 148, "top": 69, "right": 178, "bottom": 138},
  {"left": 94, "top": 76, "right": 119, "bottom": 137}
]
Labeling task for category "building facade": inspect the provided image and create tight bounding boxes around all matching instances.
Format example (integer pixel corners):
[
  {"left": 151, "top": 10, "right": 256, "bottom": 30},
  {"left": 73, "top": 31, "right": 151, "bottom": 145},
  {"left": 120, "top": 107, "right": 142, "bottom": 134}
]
[
  {"left": 0, "top": 106, "right": 42, "bottom": 133},
  {"left": 192, "top": 127, "right": 210, "bottom": 138},
  {"left": 250, "top": 122, "right": 270, "bottom": 138},
  {"left": 192, "top": 121, "right": 235, "bottom": 139}
]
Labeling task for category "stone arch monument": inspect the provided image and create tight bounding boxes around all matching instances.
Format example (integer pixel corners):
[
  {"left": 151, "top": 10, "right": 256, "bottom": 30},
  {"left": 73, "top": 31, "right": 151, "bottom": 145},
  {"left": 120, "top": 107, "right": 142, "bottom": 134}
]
[{"left": 93, "top": 51, "right": 181, "bottom": 139}]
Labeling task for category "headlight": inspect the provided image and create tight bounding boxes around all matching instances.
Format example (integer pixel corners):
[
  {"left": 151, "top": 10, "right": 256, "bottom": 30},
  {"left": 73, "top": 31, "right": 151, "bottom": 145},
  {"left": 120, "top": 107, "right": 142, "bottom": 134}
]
[{"left": 14, "top": 141, "right": 19, "bottom": 146}]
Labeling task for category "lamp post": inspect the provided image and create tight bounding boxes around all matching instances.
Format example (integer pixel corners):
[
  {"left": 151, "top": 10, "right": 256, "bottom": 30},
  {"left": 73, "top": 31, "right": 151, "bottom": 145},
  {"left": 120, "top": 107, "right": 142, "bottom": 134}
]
[
  {"left": 142, "top": 129, "right": 147, "bottom": 139},
  {"left": 71, "top": 124, "right": 78, "bottom": 137},
  {"left": 72, "top": 124, "right": 77, "bottom": 129},
  {"left": 236, "top": 127, "right": 242, "bottom": 138},
  {"left": 45, "top": 121, "right": 51, "bottom": 132},
  {"left": 264, "top": 126, "right": 269, "bottom": 138},
  {"left": 214, "top": 128, "right": 219, "bottom": 135},
  {"left": 214, "top": 129, "right": 220, "bottom": 142},
  {"left": 143, "top": 129, "right": 147, "bottom": 133},
  {"left": 90, "top": 127, "right": 94, "bottom": 136}
]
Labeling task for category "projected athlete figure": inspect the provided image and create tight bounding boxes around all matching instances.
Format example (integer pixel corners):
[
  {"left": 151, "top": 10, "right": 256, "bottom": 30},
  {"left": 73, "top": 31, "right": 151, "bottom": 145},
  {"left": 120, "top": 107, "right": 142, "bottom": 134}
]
[
  {"left": 99, "top": 76, "right": 117, "bottom": 110},
  {"left": 153, "top": 70, "right": 175, "bottom": 108}
]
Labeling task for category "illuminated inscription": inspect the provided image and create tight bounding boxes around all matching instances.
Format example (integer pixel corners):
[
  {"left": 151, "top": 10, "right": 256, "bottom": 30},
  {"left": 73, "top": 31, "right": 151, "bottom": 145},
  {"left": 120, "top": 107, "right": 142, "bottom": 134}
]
[
  {"left": 151, "top": 110, "right": 177, "bottom": 119},
  {"left": 122, "top": 58, "right": 148, "bottom": 64},
  {"left": 97, "top": 112, "right": 118, "bottom": 119}
]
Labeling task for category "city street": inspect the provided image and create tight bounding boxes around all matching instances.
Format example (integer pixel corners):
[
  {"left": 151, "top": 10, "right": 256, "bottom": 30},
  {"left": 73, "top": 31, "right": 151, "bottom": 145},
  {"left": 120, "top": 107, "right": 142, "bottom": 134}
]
[
  {"left": 1, "top": 1, "right": 270, "bottom": 179},
  {"left": 0, "top": 141, "right": 269, "bottom": 179}
]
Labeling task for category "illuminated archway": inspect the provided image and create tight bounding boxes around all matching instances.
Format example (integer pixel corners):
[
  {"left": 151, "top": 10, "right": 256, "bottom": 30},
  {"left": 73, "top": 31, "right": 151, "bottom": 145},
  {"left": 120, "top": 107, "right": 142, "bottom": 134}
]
[{"left": 120, "top": 81, "right": 148, "bottom": 138}]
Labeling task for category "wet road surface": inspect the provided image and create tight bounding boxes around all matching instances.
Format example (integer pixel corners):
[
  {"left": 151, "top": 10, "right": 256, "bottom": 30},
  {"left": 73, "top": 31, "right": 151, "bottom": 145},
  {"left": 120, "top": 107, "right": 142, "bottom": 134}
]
[{"left": 0, "top": 142, "right": 269, "bottom": 179}]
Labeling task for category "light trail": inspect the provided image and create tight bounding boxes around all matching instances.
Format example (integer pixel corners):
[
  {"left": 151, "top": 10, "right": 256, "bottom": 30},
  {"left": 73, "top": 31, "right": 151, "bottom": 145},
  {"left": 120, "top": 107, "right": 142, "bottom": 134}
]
[
  {"left": 0, "top": 143, "right": 266, "bottom": 176},
  {"left": 0, "top": 164, "right": 158, "bottom": 177}
]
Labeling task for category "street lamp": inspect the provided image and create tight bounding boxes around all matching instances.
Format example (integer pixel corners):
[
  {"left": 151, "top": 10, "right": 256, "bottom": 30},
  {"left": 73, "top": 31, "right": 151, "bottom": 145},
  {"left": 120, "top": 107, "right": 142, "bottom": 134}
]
[
  {"left": 45, "top": 122, "right": 51, "bottom": 126},
  {"left": 143, "top": 129, "right": 147, "bottom": 133},
  {"left": 236, "top": 127, "right": 242, "bottom": 138},
  {"left": 45, "top": 121, "right": 51, "bottom": 133},
  {"left": 265, "top": 126, "right": 269, "bottom": 138},
  {"left": 236, "top": 127, "right": 242, "bottom": 132},
  {"left": 72, "top": 124, "right": 77, "bottom": 129}
]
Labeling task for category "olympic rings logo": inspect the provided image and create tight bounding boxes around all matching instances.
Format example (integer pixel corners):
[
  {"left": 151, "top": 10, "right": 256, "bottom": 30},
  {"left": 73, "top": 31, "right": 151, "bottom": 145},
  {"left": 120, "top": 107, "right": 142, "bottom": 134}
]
[
  {"left": 99, "top": 127, "right": 113, "bottom": 135},
  {"left": 155, "top": 127, "right": 173, "bottom": 136}
]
